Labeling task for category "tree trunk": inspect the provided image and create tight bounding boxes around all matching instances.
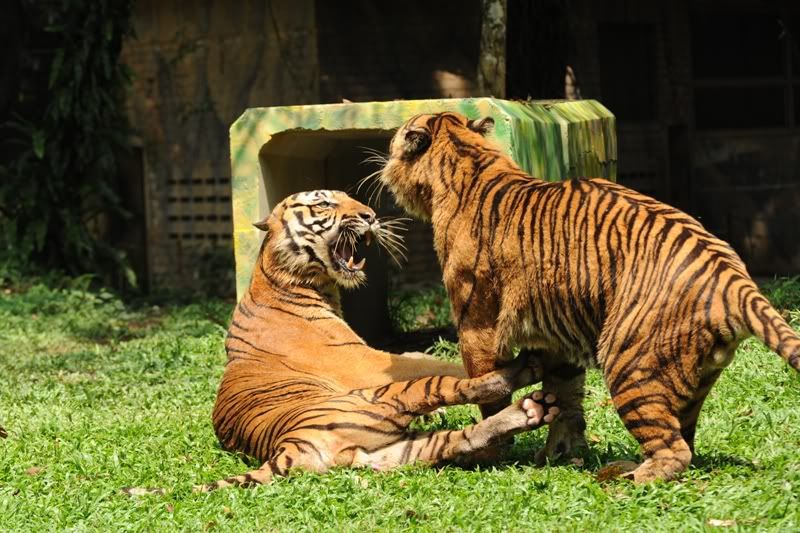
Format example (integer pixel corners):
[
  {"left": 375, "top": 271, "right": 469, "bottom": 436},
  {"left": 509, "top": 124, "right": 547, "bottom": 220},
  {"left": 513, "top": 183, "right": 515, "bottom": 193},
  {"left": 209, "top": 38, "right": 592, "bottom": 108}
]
[{"left": 477, "top": 0, "right": 507, "bottom": 98}]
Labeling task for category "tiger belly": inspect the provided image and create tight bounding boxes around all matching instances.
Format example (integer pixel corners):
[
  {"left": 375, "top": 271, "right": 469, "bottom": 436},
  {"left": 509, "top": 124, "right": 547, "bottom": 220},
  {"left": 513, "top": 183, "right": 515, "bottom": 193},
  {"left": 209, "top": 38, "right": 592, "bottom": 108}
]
[{"left": 507, "top": 307, "right": 599, "bottom": 371}]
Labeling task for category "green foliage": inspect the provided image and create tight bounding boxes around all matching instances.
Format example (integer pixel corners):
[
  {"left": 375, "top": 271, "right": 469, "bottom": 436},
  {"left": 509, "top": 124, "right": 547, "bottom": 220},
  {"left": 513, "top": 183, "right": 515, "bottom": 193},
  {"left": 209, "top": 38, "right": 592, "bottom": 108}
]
[
  {"left": 0, "top": 0, "right": 135, "bottom": 285},
  {"left": 2, "top": 280, "right": 800, "bottom": 529},
  {"left": 763, "top": 276, "right": 800, "bottom": 312},
  {"left": 389, "top": 284, "right": 453, "bottom": 332}
]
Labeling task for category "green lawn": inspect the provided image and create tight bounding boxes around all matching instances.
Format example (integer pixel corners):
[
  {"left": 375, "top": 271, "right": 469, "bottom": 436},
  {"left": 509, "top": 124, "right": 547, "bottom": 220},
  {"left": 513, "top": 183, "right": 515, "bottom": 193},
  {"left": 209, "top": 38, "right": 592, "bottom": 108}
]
[{"left": 2, "top": 279, "right": 800, "bottom": 531}]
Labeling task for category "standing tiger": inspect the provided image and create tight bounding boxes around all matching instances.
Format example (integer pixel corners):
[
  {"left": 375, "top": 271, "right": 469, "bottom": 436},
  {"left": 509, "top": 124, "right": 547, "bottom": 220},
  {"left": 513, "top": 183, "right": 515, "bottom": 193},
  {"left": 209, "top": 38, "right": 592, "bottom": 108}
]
[
  {"left": 377, "top": 112, "right": 800, "bottom": 482},
  {"left": 196, "top": 190, "right": 559, "bottom": 491}
]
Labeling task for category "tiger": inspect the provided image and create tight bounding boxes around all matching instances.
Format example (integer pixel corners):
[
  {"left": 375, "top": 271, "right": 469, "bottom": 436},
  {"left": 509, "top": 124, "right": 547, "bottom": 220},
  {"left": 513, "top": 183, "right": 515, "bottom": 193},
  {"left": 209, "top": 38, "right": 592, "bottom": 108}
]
[
  {"left": 195, "top": 189, "right": 559, "bottom": 491},
  {"left": 376, "top": 112, "right": 800, "bottom": 482}
]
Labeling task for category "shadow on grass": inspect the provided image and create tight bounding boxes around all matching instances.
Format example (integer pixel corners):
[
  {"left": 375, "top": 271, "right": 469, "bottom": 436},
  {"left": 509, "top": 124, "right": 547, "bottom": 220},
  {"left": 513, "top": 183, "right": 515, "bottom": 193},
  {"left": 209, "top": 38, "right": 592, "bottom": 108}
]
[{"left": 691, "top": 452, "right": 758, "bottom": 471}]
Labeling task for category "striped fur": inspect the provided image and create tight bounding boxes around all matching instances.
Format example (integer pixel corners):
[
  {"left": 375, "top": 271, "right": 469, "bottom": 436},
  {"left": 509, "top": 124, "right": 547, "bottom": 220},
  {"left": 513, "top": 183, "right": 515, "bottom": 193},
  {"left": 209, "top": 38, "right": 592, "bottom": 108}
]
[
  {"left": 196, "top": 190, "right": 558, "bottom": 491},
  {"left": 379, "top": 112, "right": 800, "bottom": 482}
]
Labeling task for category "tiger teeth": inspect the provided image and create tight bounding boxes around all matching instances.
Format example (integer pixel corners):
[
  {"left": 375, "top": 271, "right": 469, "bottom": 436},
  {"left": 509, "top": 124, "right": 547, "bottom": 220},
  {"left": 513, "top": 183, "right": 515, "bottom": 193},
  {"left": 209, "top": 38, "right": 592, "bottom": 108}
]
[
  {"left": 365, "top": 233, "right": 372, "bottom": 246},
  {"left": 354, "top": 258, "right": 366, "bottom": 269},
  {"left": 347, "top": 256, "right": 355, "bottom": 268}
]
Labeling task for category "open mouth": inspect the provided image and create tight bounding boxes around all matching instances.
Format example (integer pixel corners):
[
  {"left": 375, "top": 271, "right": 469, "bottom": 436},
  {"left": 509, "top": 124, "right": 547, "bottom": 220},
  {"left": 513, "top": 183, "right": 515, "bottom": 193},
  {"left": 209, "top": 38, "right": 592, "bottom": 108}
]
[{"left": 330, "top": 230, "right": 373, "bottom": 273}]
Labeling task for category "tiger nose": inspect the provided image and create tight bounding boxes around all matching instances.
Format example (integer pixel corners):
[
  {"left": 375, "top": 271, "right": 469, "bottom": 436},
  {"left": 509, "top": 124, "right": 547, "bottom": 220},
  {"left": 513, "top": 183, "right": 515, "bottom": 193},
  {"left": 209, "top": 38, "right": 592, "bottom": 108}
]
[{"left": 358, "top": 210, "right": 376, "bottom": 224}]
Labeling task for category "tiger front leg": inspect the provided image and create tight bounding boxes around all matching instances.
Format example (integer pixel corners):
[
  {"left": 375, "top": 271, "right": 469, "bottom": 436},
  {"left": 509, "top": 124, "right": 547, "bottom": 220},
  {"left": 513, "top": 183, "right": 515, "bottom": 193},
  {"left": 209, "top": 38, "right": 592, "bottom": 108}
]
[
  {"left": 458, "top": 326, "right": 517, "bottom": 419},
  {"left": 351, "top": 391, "right": 560, "bottom": 471},
  {"left": 535, "top": 359, "right": 588, "bottom": 465},
  {"left": 456, "top": 327, "right": 540, "bottom": 462},
  {"left": 377, "top": 353, "right": 544, "bottom": 419}
]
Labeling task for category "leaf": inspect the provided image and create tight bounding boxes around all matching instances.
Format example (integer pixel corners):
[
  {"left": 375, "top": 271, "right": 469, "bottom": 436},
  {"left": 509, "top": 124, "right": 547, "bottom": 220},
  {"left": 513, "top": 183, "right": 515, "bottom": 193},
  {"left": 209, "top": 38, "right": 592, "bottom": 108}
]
[
  {"left": 49, "top": 49, "right": 65, "bottom": 89},
  {"left": 120, "top": 487, "right": 166, "bottom": 497},
  {"left": 0, "top": 426, "right": 6, "bottom": 438},
  {"left": 122, "top": 265, "right": 138, "bottom": 289},
  {"left": 594, "top": 460, "right": 639, "bottom": 483},
  {"left": 32, "top": 130, "right": 45, "bottom": 160},
  {"left": 25, "top": 466, "right": 44, "bottom": 476}
]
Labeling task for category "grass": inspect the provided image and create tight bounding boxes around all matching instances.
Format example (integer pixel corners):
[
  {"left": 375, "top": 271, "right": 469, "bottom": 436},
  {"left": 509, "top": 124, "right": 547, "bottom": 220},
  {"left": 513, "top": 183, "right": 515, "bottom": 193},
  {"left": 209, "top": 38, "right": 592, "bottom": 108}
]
[{"left": 2, "top": 279, "right": 800, "bottom": 531}]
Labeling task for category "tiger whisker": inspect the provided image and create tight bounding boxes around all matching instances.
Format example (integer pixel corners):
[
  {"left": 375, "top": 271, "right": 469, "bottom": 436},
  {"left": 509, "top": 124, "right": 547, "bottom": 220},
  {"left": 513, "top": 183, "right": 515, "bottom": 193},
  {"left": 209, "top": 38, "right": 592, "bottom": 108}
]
[
  {"left": 374, "top": 229, "right": 407, "bottom": 255},
  {"left": 375, "top": 237, "right": 406, "bottom": 263},
  {"left": 377, "top": 220, "right": 410, "bottom": 231},
  {"left": 359, "top": 147, "right": 389, "bottom": 161},
  {"left": 355, "top": 168, "right": 383, "bottom": 195},
  {"left": 361, "top": 155, "right": 388, "bottom": 165},
  {"left": 370, "top": 178, "right": 390, "bottom": 208},
  {"left": 376, "top": 239, "right": 407, "bottom": 265},
  {"left": 374, "top": 227, "right": 406, "bottom": 243}
]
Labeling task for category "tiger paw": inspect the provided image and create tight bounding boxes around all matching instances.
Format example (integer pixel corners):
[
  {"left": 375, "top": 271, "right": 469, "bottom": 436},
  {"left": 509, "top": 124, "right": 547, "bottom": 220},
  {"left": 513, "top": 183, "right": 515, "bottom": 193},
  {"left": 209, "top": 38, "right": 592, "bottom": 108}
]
[
  {"left": 534, "top": 413, "right": 588, "bottom": 465},
  {"left": 520, "top": 390, "right": 559, "bottom": 428},
  {"left": 465, "top": 437, "right": 513, "bottom": 463}
]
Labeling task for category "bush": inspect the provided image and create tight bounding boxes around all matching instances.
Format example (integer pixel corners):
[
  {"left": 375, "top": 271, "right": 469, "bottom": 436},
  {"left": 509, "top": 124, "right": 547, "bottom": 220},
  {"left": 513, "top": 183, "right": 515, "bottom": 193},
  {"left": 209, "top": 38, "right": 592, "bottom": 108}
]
[{"left": 388, "top": 284, "right": 452, "bottom": 332}]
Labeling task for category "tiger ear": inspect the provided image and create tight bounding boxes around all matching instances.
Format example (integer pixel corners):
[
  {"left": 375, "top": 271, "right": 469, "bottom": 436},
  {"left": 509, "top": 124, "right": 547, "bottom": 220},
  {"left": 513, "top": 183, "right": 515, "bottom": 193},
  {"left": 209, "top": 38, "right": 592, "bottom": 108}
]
[
  {"left": 467, "top": 116, "right": 495, "bottom": 135},
  {"left": 253, "top": 216, "right": 271, "bottom": 233},
  {"left": 403, "top": 127, "right": 432, "bottom": 158}
]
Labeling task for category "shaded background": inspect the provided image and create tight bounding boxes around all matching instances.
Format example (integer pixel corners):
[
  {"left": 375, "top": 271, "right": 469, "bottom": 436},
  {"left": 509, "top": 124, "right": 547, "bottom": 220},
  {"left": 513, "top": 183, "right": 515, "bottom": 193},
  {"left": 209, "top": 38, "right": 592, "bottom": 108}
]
[{"left": 2, "top": 0, "right": 799, "bottom": 296}]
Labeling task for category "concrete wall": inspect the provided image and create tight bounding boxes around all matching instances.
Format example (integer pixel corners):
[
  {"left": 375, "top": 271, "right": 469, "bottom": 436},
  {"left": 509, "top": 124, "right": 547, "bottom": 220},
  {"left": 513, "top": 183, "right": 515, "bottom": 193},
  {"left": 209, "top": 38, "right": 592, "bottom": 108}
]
[
  {"left": 122, "top": 0, "right": 484, "bottom": 292},
  {"left": 121, "top": 0, "right": 319, "bottom": 290},
  {"left": 566, "top": 0, "right": 800, "bottom": 275}
]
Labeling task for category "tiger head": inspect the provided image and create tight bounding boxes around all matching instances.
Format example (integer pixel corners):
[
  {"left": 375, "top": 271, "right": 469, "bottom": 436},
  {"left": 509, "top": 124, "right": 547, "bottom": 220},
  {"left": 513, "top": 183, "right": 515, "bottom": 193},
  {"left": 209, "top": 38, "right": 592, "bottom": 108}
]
[
  {"left": 380, "top": 112, "right": 495, "bottom": 220},
  {"left": 255, "top": 190, "right": 400, "bottom": 288}
]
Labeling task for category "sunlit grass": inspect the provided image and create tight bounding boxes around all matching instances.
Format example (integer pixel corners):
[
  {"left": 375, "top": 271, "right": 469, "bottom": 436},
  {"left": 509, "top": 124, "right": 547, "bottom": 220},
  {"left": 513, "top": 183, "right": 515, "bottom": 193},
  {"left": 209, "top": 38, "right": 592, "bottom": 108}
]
[{"left": 1, "top": 279, "right": 800, "bottom": 530}]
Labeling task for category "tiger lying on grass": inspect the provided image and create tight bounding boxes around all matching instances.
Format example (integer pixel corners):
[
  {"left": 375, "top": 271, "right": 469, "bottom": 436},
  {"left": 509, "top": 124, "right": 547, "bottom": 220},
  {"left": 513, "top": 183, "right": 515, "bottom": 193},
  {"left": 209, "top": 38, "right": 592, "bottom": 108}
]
[
  {"left": 196, "top": 190, "right": 559, "bottom": 491},
  {"left": 377, "top": 111, "right": 800, "bottom": 482}
]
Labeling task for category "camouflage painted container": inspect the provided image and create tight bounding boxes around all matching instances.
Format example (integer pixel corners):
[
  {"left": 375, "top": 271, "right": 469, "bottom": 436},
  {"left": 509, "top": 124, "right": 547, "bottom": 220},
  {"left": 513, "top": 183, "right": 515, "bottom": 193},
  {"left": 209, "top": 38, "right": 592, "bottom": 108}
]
[{"left": 230, "top": 97, "right": 616, "bottom": 299}]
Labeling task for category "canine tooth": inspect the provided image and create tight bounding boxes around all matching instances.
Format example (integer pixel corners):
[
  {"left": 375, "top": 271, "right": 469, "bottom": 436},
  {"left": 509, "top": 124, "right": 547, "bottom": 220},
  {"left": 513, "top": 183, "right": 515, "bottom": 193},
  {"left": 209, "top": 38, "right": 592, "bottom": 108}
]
[
  {"left": 365, "top": 233, "right": 372, "bottom": 246},
  {"left": 347, "top": 256, "right": 355, "bottom": 268},
  {"left": 354, "top": 258, "right": 366, "bottom": 270}
]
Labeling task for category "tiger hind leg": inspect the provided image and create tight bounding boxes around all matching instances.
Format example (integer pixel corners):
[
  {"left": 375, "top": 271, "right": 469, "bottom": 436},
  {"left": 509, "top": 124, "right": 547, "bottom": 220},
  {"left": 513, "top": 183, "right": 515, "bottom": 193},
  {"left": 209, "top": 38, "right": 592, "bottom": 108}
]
[
  {"left": 352, "top": 391, "right": 559, "bottom": 470},
  {"left": 608, "top": 338, "right": 732, "bottom": 482},
  {"left": 678, "top": 369, "right": 723, "bottom": 454},
  {"left": 610, "top": 380, "right": 693, "bottom": 483}
]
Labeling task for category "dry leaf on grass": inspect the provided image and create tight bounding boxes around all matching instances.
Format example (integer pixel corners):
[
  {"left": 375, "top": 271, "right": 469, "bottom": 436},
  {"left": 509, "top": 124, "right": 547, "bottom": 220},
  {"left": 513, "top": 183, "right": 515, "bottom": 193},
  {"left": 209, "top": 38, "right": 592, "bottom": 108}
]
[
  {"left": 25, "top": 467, "right": 43, "bottom": 476},
  {"left": 120, "top": 487, "right": 166, "bottom": 497},
  {"left": 570, "top": 457, "right": 585, "bottom": 467},
  {"left": 594, "top": 460, "right": 638, "bottom": 482}
]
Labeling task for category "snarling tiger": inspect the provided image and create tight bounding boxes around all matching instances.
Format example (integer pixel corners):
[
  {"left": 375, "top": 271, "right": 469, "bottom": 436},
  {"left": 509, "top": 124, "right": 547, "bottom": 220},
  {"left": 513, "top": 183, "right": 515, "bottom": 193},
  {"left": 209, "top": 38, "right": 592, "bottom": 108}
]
[
  {"left": 196, "top": 190, "right": 559, "bottom": 491},
  {"left": 377, "top": 112, "right": 800, "bottom": 482}
]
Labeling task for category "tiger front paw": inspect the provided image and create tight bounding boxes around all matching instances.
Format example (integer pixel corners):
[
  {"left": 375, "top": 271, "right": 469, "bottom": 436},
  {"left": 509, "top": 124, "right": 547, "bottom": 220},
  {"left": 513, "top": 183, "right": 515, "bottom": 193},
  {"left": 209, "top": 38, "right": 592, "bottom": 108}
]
[
  {"left": 496, "top": 350, "right": 545, "bottom": 391},
  {"left": 534, "top": 413, "right": 588, "bottom": 465}
]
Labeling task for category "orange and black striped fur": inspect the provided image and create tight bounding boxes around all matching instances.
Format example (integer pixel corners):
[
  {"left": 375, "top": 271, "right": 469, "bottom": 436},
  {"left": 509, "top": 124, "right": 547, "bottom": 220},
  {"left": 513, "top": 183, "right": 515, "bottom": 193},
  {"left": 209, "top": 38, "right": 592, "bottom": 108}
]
[
  {"left": 197, "top": 190, "right": 559, "bottom": 491},
  {"left": 378, "top": 112, "right": 800, "bottom": 482}
]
